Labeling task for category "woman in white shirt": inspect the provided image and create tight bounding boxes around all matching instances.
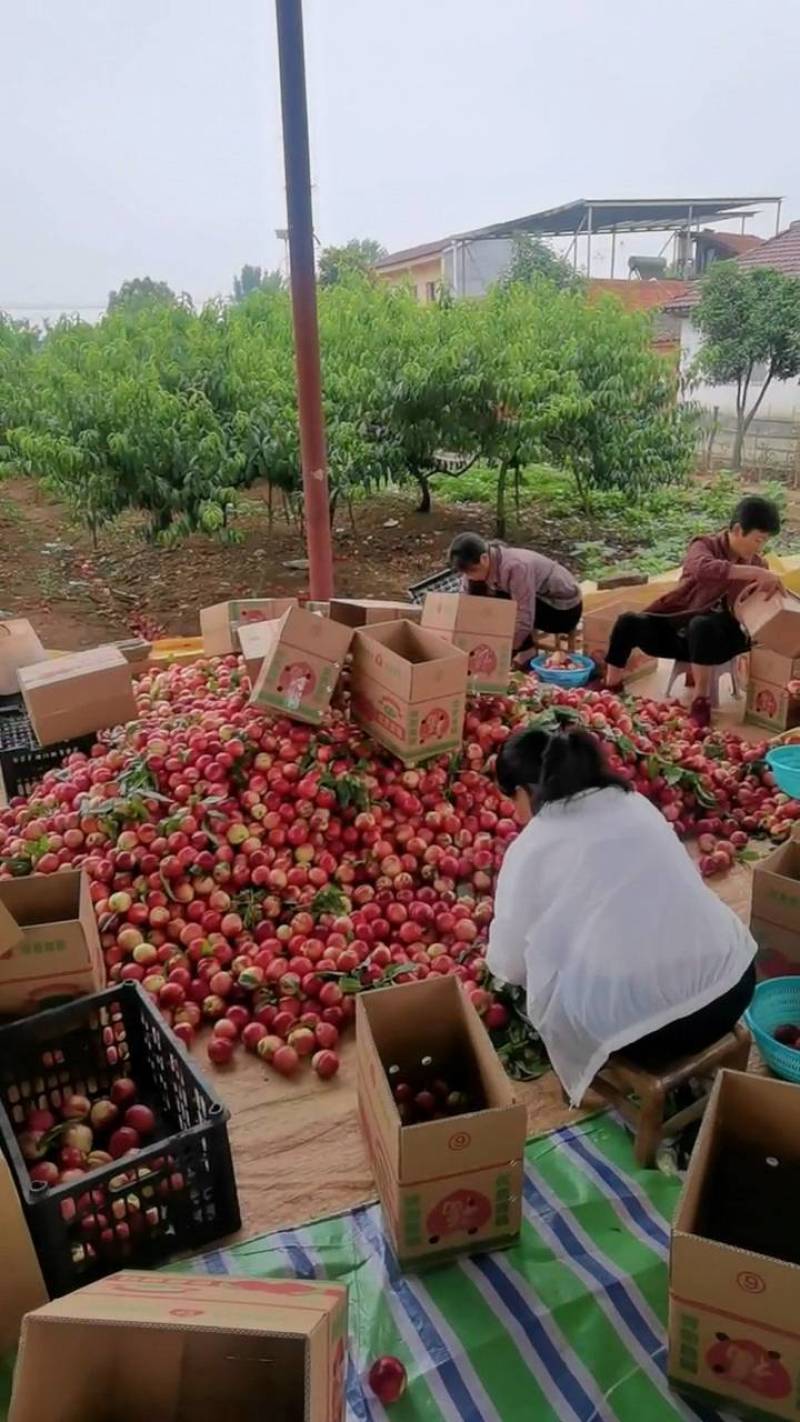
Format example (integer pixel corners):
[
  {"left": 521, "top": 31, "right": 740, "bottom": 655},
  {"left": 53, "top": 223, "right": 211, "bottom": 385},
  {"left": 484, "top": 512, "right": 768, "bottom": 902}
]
[{"left": 487, "top": 727, "right": 756, "bottom": 1106}]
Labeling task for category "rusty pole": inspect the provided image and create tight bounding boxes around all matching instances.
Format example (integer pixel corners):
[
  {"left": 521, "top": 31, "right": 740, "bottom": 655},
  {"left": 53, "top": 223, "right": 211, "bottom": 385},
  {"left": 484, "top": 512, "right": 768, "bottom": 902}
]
[{"left": 274, "top": 0, "right": 334, "bottom": 600}]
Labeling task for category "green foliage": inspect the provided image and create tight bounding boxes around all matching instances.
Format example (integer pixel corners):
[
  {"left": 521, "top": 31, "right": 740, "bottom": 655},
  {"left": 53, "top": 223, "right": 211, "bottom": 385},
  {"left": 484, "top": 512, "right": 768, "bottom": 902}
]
[
  {"left": 107, "top": 277, "right": 179, "bottom": 313},
  {"left": 501, "top": 233, "right": 577, "bottom": 291},
  {"left": 0, "top": 273, "right": 696, "bottom": 544},
  {"left": 694, "top": 263, "right": 800, "bottom": 468},
  {"left": 232, "top": 265, "right": 285, "bottom": 301},
  {"left": 317, "top": 238, "right": 386, "bottom": 287}
]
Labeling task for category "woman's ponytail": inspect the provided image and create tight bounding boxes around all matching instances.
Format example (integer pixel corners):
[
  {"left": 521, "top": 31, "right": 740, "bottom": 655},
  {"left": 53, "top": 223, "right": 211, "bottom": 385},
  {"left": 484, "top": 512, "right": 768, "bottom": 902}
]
[{"left": 537, "top": 728, "right": 630, "bottom": 807}]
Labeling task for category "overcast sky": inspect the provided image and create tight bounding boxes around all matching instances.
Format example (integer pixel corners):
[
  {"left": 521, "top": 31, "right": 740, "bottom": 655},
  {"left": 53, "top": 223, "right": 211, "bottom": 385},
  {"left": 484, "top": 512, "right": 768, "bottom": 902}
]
[{"left": 2, "top": 0, "right": 798, "bottom": 318}]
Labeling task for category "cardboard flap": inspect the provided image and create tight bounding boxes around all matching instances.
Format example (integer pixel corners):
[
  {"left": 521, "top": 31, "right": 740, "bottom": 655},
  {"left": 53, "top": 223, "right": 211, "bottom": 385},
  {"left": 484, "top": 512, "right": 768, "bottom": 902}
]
[
  {"left": 0, "top": 895, "right": 22, "bottom": 954},
  {"left": 737, "top": 585, "right": 800, "bottom": 657}
]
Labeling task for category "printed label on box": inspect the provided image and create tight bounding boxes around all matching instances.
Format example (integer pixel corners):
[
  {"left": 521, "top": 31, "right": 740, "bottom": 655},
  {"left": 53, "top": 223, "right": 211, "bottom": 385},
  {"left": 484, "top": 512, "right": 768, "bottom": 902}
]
[{"left": 671, "top": 1308, "right": 800, "bottom": 1421}]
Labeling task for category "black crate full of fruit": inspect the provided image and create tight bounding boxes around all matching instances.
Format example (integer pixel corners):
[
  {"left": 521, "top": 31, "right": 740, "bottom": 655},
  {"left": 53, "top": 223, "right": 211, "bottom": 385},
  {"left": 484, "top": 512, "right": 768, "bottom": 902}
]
[{"left": 0, "top": 981, "right": 240, "bottom": 1297}]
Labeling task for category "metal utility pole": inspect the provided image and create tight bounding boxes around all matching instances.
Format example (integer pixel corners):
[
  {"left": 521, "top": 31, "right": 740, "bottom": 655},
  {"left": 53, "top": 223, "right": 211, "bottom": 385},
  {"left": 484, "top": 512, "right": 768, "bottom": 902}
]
[{"left": 274, "top": 0, "right": 334, "bottom": 600}]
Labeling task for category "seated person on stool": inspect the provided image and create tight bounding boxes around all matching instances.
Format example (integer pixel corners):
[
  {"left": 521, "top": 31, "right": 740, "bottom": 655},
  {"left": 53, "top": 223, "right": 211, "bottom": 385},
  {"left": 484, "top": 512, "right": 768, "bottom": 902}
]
[
  {"left": 449, "top": 533, "right": 582, "bottom": 670},
  {"left": 487, "top": 726, "right": 756, "bottom": 1109},
  {"left": 602, "top": 496, "right": 782, "bottom": 726}
]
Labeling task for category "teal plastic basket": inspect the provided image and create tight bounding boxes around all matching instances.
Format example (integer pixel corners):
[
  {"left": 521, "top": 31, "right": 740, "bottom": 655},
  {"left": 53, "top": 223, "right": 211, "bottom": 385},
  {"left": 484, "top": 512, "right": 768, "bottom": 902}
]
[
  {"left": 530, "top": 652, "right": 595, "bottom": 688},
  {"left": 745, "top": 976, "right": 800, "bottom": 1083},
  {"left": 765, "top": 745, "right": 800, "bottom": 800}
]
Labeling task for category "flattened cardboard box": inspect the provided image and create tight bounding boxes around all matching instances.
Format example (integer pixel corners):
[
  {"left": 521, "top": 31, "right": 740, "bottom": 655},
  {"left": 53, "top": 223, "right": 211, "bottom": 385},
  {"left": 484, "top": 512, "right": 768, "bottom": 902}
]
[
  {"left": 0, "top": 870, "right": 105, "bottom": 1017},
  {"left": 357, "top": 976, "right": 526, "bottom": 1267},
  {"left": 737, "top": 586, "right": 800, "bottom": 658},
  {"left": 420, "top": 593, "right": 516, "bottom": 693},
  {"left": 18, "top": 645, "right": 136, "bottom": 747},
  {"left": 329, "top": 598, "right": 422, "bottom": 628},
  {"left": 200, "top": 598, "right": 298, "bottom": 656},
  {"left": 580, "top": 589, "right": 658, "bottom": 681},
  {"left": 250, "top": 608, "right": 353, "bottom": 725},
  {"left": 350, "top": 620, "right": 468, "bottom": 764},
  {"left": 9, "top": 1270, "right": 348, "bottom": 1422},
  {"left": 750, "top": 835, "right": 800, "bottom": 976},
  {"left": 0, "top": 1152, "right": 46, "bottom": 1355},
  {"left": 669, "top": 1070, "right": 800, "bottom": 1421}
]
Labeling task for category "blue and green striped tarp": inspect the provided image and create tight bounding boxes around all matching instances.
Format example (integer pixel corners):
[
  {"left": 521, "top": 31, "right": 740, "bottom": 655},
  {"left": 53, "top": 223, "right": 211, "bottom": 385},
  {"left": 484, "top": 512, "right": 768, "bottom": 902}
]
[{"left": 182, "top": 1116, "right": 723, "bottom": 1422}]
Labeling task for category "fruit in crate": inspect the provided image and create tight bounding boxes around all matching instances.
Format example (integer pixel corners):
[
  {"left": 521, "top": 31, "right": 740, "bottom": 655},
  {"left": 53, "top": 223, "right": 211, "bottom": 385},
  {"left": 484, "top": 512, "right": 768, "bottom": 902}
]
[{"left": 14, "top": 1081, "right": 160, "bottom": 1185}]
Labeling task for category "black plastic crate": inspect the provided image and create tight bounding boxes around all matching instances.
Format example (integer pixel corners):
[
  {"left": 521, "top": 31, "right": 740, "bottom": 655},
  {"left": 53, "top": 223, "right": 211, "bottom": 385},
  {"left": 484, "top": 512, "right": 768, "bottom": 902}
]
[
  {"left": 0, "top": 703, "right": 95, "bottom": 801},
  {"left": 408, "top": 567, "right": 462, "bottom": 604},
  {"left": 0, "top": 982, "right": 240, "bottom": 1297}
]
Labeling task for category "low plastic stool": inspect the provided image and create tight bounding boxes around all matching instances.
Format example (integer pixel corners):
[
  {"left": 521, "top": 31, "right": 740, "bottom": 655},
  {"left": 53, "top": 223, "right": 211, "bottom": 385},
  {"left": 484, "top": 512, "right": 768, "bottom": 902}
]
[
  {"left": 666, "top": 658, "right": 741, "bottom": 707},
  {"left": 586, "top": 1024, "right": 751, "bottom": 1167}
]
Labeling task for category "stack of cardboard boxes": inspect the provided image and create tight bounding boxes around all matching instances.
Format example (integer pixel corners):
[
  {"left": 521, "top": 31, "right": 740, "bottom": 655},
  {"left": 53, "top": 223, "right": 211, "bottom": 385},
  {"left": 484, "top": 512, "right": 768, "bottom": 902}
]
[{"left": 740, "top": 589, "right": 800, "bottom": 733}]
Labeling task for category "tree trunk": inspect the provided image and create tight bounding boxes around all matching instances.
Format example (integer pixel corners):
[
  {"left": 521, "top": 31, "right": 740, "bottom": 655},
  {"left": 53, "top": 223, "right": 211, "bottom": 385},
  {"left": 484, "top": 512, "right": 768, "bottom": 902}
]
[
  {"left": 731, "top": 416, "right": 745, "bottom": 472},
  {"left": 267, "top": 478, "right": 274, "bottom": 533},
  {"left": 495, "top": 462, "right": 509, "bottom": 539},
  {"left": 513, "top": 464, "right": 522, "bottom": 524},
  {"left": 414, "top": 472, "right": 431, "bottom": 514}
]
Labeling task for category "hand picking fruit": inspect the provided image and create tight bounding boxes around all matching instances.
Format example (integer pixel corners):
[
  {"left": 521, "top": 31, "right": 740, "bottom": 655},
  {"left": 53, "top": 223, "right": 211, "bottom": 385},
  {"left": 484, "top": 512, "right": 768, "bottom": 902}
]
[{"left": 487, "top": 726, "right": 757, "bottom": 1106}]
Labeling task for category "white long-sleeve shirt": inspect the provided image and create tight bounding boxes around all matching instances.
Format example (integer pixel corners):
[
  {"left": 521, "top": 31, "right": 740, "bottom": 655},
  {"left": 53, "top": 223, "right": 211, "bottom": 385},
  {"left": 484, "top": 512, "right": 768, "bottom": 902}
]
[{"left": 487, "top": 787, "right": 756, "bottom": 1105}]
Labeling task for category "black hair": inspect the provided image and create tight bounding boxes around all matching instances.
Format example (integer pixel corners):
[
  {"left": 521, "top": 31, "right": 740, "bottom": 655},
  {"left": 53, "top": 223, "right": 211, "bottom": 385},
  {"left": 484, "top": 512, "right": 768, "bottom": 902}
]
[
  {"left": 730, "top": 496, "right": 780, "bottom": 537},
  {"left": 449, "top": 532, "right": 489, "bottom": 573},
  {"left": 496, "top": 725, "right": 630, "bottom": 808}
]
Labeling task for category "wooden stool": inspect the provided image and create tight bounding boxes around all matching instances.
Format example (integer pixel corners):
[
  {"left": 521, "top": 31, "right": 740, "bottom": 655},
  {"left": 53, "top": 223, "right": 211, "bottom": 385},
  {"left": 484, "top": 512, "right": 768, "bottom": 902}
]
[
  {"left": 588, "top": 1024, "right": 751, "bottom": 1167},
  {"left": 532, "top": 629, "right": 579, "bottom": 656},
  {"left": 666, "top": 658, "right": 742, "bottom": 707}
]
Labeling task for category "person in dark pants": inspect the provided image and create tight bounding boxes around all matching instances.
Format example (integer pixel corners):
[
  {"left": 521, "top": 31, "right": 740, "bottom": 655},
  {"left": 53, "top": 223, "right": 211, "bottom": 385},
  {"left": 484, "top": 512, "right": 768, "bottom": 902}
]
[
  {"left": 449, "top": 533, "right": 582, "bottom": 668},
  {"left": 605, "top": 496, "right": 783, "bottom": 726}
]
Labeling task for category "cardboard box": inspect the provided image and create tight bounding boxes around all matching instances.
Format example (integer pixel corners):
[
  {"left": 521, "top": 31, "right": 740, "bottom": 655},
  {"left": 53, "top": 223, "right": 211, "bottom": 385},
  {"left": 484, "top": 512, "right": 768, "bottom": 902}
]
[
  {"left": 420, "top": 593, "right": 516, "bottom": 693},
  {"left": 0, "top": 1152, "right": 46, "bottom": 1355},
  {"left": 669, "top": 1070, "right": 800, "bottom": 1420},
  {"left": 0, "top": 870, "right": 106, "bottom": 1017},
  {"left": 250, "top": 608, "right": 353, "bottom": 725},
  {"left": 744, "top": 648, "right": 800, "bottom": 733},
  {"left": 750, "top": 835, "right": 800, "bottom": 976},
  {"left": 356, "top": 975, "right": 526, "bottom": 1267},
  {"left": 737, "top": 587, "right": 800, "bottom": 657},
  {"left": 0, "top": 619, "right": 49, "bottom": 696},
  {"left": 329, "top": 598, "right": 422, "bottom": 628},
  {"left": 236, "top": 620, "right": 278, "bottom": 683},
  {"left": 350, "top": 620, "right": 468, "bottom": 764},
  {"left": 18, "top": 646, "right": 137, "bottom": 747},
  {"left": 9, "top": 1270, "right": 348, "bottom": 1422},
  {"left": 200, "top": 598, "right": 298, "bottom": 656},
  {"left": 145, "top": 636, "right": 206, "bottom": 671},
  {"left": 580, "top": 587, "right": 659, "bottom": 681}
]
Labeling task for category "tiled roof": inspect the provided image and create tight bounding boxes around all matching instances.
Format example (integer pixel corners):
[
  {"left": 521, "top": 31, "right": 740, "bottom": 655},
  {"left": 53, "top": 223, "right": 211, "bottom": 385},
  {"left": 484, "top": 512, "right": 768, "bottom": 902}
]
[
  {"left": 587, "top": 279, "right": 690, "bottom": 311},
  {"left": 697, "top": 229, "right": 764, "bottom": 256},
  {"left": 665, "top": 221, "right": 800, "bottom": 313},
  {"left": 373, "top": 239, "right": 448, "bottom": 270}
]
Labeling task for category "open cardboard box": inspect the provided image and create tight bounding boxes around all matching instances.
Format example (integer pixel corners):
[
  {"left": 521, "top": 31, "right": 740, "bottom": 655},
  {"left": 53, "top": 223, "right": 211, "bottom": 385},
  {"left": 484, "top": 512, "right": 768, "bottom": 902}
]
[
  {"left": 0, "top": 870, "right": 106, "bottom": 1018},
  {"left": 356, "top": 975, "right": 526, "bottom": 1266},
  {"left": 420, "top": 593, "right": 516, "bottom": 694},
  {"left": 750, "top": 832, "right": 800, "bottom": 977},
  {"left": 737, "top": 586, "right": 800, "bottom": 658},
  {"left": 18, "top": 646, "right": 137, "bottom": 746},
  {"left": 236, "top": 620, "right": 278, "bottom": 683},
  {"left": 0, "top": 1152, "right": 46, "bottom": 1355},
  {"left": 329, "top": 598, "right": 422, "bottom": 628},
  {"left": 669, "top": 1070, "right": 800, "bottom": 1420},
  {"left": 350, "top": 620, "right": 468, "bottom": 764},
  {"left": 200, "top": 598, "right": 298, "bottom": 656},
  {"left": 250, "top": 608, "right": 353, "bottom": 725},
  {"left": 9, "top": 1271, "right": 348, "bottom": 1422}
]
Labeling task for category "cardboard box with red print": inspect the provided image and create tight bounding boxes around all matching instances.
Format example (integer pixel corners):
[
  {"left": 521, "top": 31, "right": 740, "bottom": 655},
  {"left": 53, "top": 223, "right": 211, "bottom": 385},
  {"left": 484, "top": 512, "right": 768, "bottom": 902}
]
[
  {"left": 0, "top": 870, "right": 105, "bottom": 1018},
  {"left": 9, "top": 1270, "right": 348, "bottom": 1422},
  {"left": 249, "top": 607, "right": 353, "bottom": 725},
  {"left": 420, "top": 593, "right": 516, "bottom": 693},
  {"left": 350, "top": 620, "right": 468, "bottom": 765},
  {"left": 750, "top": 831, "right": 800, "bottom": 977},
  {"left": 356, "top": 975, "right": 526, "bottom": 1267},
  {"left": 669, "top": 1070, "right": 800, "bottom": 1421},
  {"left": 200, "top": 598, "right": 298, "bottom": 656},
  {"left": 745, "top": 648, "right": 800, "bottom": 733}
]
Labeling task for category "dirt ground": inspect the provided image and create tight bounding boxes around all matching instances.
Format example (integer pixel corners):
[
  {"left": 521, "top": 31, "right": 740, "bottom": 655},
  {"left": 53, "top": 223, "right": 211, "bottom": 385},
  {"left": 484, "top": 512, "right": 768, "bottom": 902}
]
[{"left": 0, "top": 477, "right": 582, "bottom": 650}]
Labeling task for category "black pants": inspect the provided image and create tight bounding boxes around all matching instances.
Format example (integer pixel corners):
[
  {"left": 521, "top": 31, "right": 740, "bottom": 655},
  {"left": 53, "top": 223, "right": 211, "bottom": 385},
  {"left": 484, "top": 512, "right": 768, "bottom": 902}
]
[
  {"left": 517, "top": 599, "right": 583, "bottom": 652},
  {"left": 625, "top": 962, "right": 755, "bottom": 1069},
  {"left": 606, "top": 609, "right": 749, "bottom": 670}
]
